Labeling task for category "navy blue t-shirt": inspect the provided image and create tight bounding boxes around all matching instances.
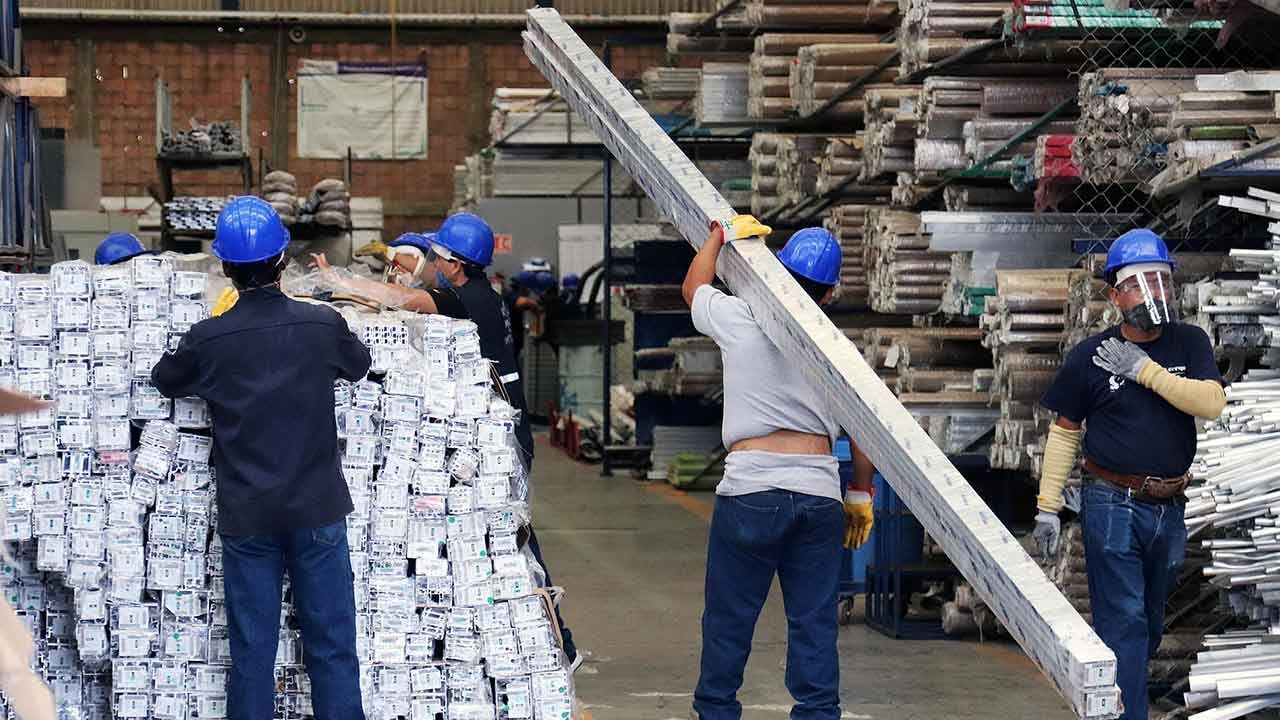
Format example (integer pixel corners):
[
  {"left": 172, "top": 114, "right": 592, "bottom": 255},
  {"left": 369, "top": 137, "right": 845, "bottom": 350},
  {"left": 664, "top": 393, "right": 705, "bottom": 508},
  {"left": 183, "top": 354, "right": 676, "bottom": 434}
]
[{"left": 1040, "top": 323, "right": 1220, "bottom": 477}]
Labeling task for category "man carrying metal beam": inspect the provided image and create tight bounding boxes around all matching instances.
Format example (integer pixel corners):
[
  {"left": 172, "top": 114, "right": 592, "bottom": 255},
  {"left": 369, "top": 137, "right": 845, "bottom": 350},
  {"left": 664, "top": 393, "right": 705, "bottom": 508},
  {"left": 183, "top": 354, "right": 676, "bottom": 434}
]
[
  {"left": 1034, "top": 229, "right": 1226, "bottom": 720},
  {"left": 682, "top": 216, "right": 875, "bottom": 720}
]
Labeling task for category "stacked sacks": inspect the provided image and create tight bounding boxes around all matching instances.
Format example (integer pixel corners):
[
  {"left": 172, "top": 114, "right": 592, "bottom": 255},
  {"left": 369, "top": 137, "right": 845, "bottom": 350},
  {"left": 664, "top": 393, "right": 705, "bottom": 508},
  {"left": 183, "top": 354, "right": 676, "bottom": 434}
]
[{"left": 261, "top": 171, "right": 299, "bottom": 226}]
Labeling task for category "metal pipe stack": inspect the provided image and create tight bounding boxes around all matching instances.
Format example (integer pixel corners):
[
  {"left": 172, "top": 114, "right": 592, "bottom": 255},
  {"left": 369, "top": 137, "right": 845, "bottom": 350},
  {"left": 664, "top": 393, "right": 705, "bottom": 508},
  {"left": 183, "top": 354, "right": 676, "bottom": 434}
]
[
  {"left": 776, "top": 135, "right": 829, "bottom": 208},
  {"left": 751, "top": 133, "right": 783, "bottom": 216},
  {"left": 744, "top": 0, "right": 898, "bottom": 30},
  {"left": 1075, "top": 69, "right": 1202, "bottom": 185},
  {"left": 488, "top": 88, "right": 601, "bottom": 145},
  {"left": 641, "top": 67, "right": 700, "bottom": 101},
  {"left": 982, "top": 270, "right": 1082, "bottom": 470},
  {"left": 749, "top": 33, "right": 880, "bottom": 119},
  {"left": 861, "top": 85, "right": 924, "bottom": 181},
  {"left": 825, "top": 203, "right": 875, "bottom": 310},
  {"left": 816, "top": 137, "right": 895, "bottom": 205},
  {"left": 791, "top": 43, "right": 899, "bottom": 118},
  {"left": 864, "top": 208, "right": 952, "bottom": 314},
  {"left": 667, "top": 13, "right": 753, "bottom": 58},
  {"left": 1063, "top": 273, "right": 1118, "bottom": 352},
  {"left": 1148, "top": 78, "right": 1280, "bottom": 197}
]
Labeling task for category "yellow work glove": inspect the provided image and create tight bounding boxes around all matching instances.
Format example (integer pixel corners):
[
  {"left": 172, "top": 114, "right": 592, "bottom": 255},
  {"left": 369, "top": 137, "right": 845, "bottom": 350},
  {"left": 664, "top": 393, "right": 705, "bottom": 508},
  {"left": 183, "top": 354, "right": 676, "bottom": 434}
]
[
  {"left": 725, "top": 214, "right": 772, "bottom": 241},
  {"left": 211, "top": 287, "right": 238, "bottom": 317},
  {"left": 355, "top": 239, "right": 390, "bottom": 258},
  {"left": 843, "top": 490, "right": 874, "bottom": 550}
]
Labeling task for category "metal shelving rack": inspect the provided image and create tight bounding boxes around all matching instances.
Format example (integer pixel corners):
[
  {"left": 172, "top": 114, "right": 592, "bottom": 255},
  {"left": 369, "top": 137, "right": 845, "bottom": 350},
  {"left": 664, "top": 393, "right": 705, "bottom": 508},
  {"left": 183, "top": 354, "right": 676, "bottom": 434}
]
[
  {"left": 155, "top": 77, "right": 253, "bottom": 251},
  {"left": 0, "top": 0, "right": 55, "bottom": 272}
]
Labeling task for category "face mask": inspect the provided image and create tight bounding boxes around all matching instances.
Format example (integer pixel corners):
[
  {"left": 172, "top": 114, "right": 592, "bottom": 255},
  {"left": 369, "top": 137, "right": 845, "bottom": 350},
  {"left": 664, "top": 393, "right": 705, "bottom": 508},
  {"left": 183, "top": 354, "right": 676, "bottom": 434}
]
[
  {"left": 1122, "top": 302, "right": 1178, "bottom": 333},
  {"left": 436, "top": 271, "right": 452, "bottom": 290},
  {"left": 491, "top": 281, "right": 504, "bottom": 294}
]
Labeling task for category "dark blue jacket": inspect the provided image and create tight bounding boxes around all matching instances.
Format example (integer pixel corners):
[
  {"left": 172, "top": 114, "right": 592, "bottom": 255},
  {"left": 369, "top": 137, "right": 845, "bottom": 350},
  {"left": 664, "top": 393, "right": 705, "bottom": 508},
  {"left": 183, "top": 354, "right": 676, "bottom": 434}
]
[{"left": 152, "top": 286, "right": 371, "bottom": 536}]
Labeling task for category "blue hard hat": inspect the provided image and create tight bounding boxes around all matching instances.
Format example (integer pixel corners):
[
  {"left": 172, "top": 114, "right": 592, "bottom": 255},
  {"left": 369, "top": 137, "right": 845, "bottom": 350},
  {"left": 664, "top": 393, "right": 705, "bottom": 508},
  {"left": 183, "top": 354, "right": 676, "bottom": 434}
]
[
  {"left": 778, "top": 227, "right": 842, "bottom": 286},
  {"left": 94, "top": 232, "right": 147, "bottom": 266},
  {"left": 435, "top": 212, "right": 495, "bottom": 267},
  {"left": 212, "top": 196, "right": 291, "bottom": 264},
  {"left": 389, "top": 232, "right": 435, "bottom": 255},
  {"left": 562, "top": 273, "right": 580, "bottom": 290},
  {"left": 1103, "top": 228, "right": 1175, "bottom": 276}
]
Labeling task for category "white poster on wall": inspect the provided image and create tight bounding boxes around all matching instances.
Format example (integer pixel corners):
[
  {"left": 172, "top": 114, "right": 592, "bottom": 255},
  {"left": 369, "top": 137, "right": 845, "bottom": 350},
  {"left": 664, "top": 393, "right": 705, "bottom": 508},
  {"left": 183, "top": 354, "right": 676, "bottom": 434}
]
[{"left": 297, "top": 59, "right": 428, "bottom": 160}]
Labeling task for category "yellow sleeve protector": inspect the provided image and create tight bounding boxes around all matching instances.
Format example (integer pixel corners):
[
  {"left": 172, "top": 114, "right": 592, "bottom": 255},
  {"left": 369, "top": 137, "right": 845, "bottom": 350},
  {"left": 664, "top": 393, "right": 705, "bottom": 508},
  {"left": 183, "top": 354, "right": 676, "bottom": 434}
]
[
  {"left": 1136, "top": 362, "right": 1227, "bottom": 420},
  {"left": 1036, "top": 424, "right": 1082, "bottom": 513}
]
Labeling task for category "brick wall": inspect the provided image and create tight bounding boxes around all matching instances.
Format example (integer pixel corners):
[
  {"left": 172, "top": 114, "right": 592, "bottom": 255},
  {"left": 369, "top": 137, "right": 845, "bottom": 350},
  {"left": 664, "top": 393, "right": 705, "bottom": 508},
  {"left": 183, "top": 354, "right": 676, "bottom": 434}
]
[{"left": 23, "top": 25, "right": 666, "bottom": 239}]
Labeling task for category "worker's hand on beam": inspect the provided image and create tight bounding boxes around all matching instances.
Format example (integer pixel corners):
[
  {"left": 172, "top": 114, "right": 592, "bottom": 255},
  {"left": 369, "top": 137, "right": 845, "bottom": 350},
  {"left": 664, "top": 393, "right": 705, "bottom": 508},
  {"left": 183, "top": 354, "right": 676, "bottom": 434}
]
[
  {"left": 843, "top": 490, "right": 874, "bottom": 550},
  {"left": 310, "top": 252, "right": 333, "bottom": 272},
  {"left": 723, "top": 214, "right": 772, "bottom": 242}
]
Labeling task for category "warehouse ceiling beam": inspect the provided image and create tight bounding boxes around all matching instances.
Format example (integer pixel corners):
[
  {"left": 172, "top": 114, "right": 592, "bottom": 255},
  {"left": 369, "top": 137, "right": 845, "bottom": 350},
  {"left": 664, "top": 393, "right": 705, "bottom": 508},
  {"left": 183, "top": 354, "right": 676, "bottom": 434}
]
[{"left": 522, "top": 8, "right": 1121, "bottom": 718}]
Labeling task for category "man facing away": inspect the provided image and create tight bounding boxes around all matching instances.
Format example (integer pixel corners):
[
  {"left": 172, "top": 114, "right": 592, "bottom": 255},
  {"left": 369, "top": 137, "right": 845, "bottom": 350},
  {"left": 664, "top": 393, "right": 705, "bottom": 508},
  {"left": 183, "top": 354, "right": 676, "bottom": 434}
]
[
  {"left": 683, "top": 216, "right": 875, "bottom": 720},
  {"left": 152, "top": 196, "right": 372, "bottom": 720}
]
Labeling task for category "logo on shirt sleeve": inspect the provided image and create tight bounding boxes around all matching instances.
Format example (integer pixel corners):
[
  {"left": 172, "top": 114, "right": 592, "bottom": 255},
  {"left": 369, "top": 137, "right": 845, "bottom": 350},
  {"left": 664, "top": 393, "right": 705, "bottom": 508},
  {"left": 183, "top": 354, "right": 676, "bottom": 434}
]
[{"left": 1108, "top": 375, "right": 1125, "bottom": 393}]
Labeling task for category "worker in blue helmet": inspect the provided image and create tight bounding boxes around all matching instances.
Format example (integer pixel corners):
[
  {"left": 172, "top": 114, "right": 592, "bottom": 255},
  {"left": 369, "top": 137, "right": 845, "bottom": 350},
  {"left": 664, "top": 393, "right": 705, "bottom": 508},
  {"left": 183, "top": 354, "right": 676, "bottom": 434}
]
[
  {"left": 312, "top": 212, "right": 581, "bottom": 668},
  {"left": 1034, "top": 228, "right": 1225, "bottom": 720},
  {"left": 383, "top": 232, "right": 435, "bottom": 288},
  {"left": 93, "top": 232, "right": 148, "bottom": 265},
  {"left": 682, "top": 215, "right": 875, "bottom": 720},
  {"left": 153, "top": 196, "right": 371, "bottom": 720}
]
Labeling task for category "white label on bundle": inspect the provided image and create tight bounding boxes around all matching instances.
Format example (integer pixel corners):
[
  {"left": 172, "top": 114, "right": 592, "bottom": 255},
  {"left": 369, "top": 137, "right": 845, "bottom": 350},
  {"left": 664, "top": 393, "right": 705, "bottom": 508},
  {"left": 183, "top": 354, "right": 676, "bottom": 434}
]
[
  {"left": 54, "top": 297, "right": 90, "bottom": 329},
  {"left": 116, "top": 631, "right": 151, "bottom": 657},
  {"left": 56, "top": 361, "right": 89, "bottom": 389},
  {"left": 198, "top": 694, "right": 228, "bottom": 719},
  {"left": 94, "top": 420, "right": 131, "bottom": 451},
  {"left": 15, "top": 307, "right": 52, "bottom": 340},
  {"left": 17, "top": 343, "right": 49, "bottom": 370},
  {"left": 173, "top": 272, "right": 207, "bottom": 298}
]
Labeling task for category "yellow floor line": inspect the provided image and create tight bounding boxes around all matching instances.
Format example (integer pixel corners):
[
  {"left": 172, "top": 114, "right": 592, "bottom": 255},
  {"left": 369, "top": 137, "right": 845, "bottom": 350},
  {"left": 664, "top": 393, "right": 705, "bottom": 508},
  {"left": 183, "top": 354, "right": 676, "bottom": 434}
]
[{"left": 643, "top": 482, "right": 715, "bottom": 523}]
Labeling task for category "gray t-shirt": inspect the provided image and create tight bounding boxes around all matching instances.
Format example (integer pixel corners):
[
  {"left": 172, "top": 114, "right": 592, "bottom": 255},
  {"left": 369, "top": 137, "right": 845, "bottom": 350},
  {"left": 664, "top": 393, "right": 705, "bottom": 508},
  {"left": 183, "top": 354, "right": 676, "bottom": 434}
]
[{"left": 692, "top": 285, "right": 841, "bottom": 501}]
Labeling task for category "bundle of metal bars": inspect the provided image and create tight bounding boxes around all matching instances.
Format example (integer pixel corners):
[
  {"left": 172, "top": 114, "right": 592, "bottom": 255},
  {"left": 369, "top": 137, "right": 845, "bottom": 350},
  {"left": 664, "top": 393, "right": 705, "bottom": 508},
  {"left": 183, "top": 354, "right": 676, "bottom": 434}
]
[
  {"left": 523, "top": 14, "right": 1124, "bottom": 715},
  {"left": 750, "top": 133, "right": 783, "bottom": 215},
  {"left": 1032, "top": 134, "right": 1080, "bottom": 183},
  {"left": 641, "top": 67, "right": 701, "bottom": 101},
  {"left": 791, "top": 43, "right": 900, "bottom": 118},
  {"left": 1147, "top": 74, "right": 1280, "bottom": 197},
  {"left": 667, "top": 13, "right": 753, "bottom": 58},
  {"left": 824, "top": 203, "right": 874, "bottom": 309},
  {"left": 1063, "top": 272, "right": 1117, "bottom": 352},
  {"left": 860, "top": 325, "right": 996, "bottom": 454},
  {"left": 943, "top": 185, "right": 1035, "bottom": 211},
  {"left": 921, "top": 76, "right": 1077, "bottom": 171},
  {"left": 981, "top": 269, "right": 1081, "bottom": 471},
  {"left": 861, "top": 85, "right": 925, "bottom": 181},
  {"left": 695, "top": 63, "right": 752, "bottom": 125},
  {"left": 864, "top": 208, "right": 952, "bottom": 314},
  {"left": 776, "top": 134, "right": 829, "bottom": 207},
  {"left": 818, "top": 137, "right": 866, "bottom": 196},
  {"left": 743, "top": 0, "right": 898, "bottom": 30},
  {"left": 488, "top": 88, "right": 601, "bottom": 146},
  {"left": 748, "top": 33, "right": 881, "bottom": 119},
  {"left": 1074, "top": 69, "right": 1202, "bottom": 185}
]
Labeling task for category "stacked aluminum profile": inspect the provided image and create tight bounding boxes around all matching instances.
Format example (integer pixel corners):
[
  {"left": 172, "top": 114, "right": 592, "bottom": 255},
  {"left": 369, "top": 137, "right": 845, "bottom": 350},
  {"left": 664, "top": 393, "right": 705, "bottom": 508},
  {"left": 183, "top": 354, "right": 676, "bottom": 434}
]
[
  {"left": 0, "top": 261, "right": 574, "bottom": 719},
  {"left": 1182, "top": 217, "right": 1280, "bottom": 715},
  {"left": 523, "top": 9, "right": 1120, "bottom": 717}
]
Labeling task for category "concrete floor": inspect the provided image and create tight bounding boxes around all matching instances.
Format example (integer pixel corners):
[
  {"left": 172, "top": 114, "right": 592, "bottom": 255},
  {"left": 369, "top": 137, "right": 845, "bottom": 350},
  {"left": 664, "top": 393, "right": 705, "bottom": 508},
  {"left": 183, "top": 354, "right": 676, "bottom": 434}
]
[{"left": 527, "top": 435, "right": 1079, "bottom": 720}]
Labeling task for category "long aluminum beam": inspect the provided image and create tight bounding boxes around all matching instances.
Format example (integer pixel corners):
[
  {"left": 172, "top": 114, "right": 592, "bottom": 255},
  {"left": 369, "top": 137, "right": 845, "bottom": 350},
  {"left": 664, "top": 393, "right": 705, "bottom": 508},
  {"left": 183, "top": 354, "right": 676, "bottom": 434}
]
[{"left": 522, "top": 8, "right": 1120, "bottom": 718}]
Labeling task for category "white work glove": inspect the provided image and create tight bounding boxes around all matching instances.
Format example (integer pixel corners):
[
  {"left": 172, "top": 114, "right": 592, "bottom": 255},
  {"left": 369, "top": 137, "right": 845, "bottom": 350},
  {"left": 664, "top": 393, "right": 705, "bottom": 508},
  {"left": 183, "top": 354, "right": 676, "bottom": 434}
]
[
  {"left": 1033, "top": 511, "right": 1061, "bottom": 562},
  {"left": 1091, "top": 337, "right": 1151, "bottom": 382}
]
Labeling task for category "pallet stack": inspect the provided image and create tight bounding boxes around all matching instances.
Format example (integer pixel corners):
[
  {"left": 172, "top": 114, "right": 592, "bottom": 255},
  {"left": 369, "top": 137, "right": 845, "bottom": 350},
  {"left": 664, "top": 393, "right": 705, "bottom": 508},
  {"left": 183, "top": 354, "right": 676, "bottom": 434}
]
[{"left": 982, "top": 269, "right": 1082, "bottom": 470}]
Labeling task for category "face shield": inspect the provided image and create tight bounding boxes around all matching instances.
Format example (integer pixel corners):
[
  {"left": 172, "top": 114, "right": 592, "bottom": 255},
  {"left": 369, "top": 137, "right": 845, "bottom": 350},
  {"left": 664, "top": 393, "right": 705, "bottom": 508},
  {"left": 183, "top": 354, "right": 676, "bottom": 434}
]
[
  {"left": 385, "top": 246, "right": 428, "bottom": 288},
  {"left": 1114, "top": 262, "right": 1177, "bottom": 331}
]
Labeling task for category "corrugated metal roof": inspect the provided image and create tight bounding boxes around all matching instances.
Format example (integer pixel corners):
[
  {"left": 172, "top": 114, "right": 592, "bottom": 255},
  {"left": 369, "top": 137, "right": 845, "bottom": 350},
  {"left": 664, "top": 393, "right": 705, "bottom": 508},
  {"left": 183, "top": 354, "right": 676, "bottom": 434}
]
[{"left": 24, "top": 0, "right": 713, "bottom": 13}]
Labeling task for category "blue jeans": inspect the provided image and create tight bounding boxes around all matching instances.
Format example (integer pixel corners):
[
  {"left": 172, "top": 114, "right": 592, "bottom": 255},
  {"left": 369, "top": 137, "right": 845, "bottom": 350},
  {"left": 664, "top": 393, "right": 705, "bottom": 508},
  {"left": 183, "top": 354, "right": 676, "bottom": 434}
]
[
  {"left": 1081, "top": 482, "right": 1186, "bottom": 720},
  {"left": 694, "top": 490, "right": 844, "bottom": 720},
  {"left": 221, "top": 520, "right": 364, "bottom": 720}
]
